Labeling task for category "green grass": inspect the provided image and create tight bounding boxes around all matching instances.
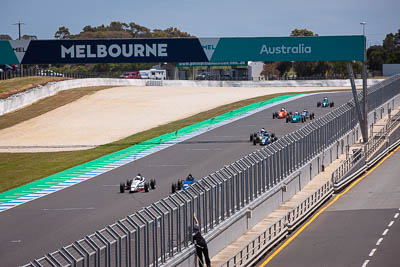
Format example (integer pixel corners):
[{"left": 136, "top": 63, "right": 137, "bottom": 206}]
[
  {"left": 0, "top": 88, "right": 351, "bottom": 193},
  {"left": 0, "top": 76, "right": 69, "bottom": 98}
]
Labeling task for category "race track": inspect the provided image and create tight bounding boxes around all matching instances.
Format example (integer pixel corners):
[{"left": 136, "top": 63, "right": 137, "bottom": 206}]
[{"left": 0, "top": 92, "right": 351, "bottom": 266}]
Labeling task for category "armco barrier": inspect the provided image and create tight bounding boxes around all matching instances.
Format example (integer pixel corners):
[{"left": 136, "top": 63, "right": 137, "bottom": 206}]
[{"left": 22, "top": 76, "right": 399, "bottom": 267}]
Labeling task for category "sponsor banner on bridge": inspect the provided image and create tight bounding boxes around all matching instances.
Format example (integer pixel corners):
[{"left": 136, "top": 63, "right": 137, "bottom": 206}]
[{"left": 0, "top": 35, "right": 365, "bottom": 65}]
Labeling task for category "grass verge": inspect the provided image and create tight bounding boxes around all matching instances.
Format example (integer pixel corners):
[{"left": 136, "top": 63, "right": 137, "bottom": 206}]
[
  {"left": 0, "top": 89, "right": 350, "bottom": 193},
  {"left": 0, "top": 76, "right": 70, "bottom": 99}
]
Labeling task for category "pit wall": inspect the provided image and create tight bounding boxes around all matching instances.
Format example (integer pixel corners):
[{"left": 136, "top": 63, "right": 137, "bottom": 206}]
[
  {"left": 0, "top": 78, "right": 384, "bottom": 116},
  {"left": 168, "top": 91, "right": 400, "bottom": 267}
]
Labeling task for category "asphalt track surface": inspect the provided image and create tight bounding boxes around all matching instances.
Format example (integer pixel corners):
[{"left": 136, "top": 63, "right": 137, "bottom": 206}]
[
  {"left": 258, "top": 145, "right": 400, "bottom": 267},
  {"left": 0, "top": 92, "right": 352, "bottom": 266}
]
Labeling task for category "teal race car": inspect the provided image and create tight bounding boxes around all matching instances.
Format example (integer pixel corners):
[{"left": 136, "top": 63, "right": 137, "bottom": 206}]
[
  {"left": 317, "top": 97, "right": 334, "bottom": 108},
  {"left": 286, "top": 111, "right": 306, "bottom": 123}
]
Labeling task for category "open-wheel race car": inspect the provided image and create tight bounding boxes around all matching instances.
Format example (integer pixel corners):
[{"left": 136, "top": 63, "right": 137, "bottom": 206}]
[
  {"left": 317, "top": 97, "right": 334, "bottom": 108},
  {"left": 300, "top": 109, "right": 315, "bottom": 120},
  {"left": 272, "top": 107, "right": 292, "bottom": 119},
  {"left": 120, "top": 174, "right": 156, "bottom": 193},
  {"left": 172, "top": 174, "right": 197, "bottom": 193},
  {"left": 250, "top": 128, "right": 277, "bottom": 146},
  {"left": 286, "top": 111, "right": 306, "bottom": 123}
]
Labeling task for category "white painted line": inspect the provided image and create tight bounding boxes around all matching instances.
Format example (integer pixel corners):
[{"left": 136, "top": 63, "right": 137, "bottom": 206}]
[
  {"left": 362, "top": 260, "right": 370, "bottom": 267},
  {"left": 388, "top": 221, "right": 394, "bottom": 227},
  {"left": 376, "top": 237, "right": 383, "bottom": 246},
  {"left": 369, "top": 248, "right": 377, "bottom": 257},
  {"left": 42, "top": 207, "right": 95, "bottom": 211},
  {"left": 186, "top": 148, "right": 222, "bottom": 151},
  {"left": 382, "top": 229, "right": 389, "bottom": 236},
  {"left": 102, "top": 185, "right": 119, "bottom": 187},
  {"left": 11, "top": 240, "right": 21, "bottom": 243},
  {"left": 395, "top": 213, "right": 399, "bottom": 219}
]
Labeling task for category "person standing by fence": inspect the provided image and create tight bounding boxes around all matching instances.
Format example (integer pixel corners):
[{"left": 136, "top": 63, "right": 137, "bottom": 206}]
[{"left": 193, "top": 213, "right": 211, "bottom": 267}]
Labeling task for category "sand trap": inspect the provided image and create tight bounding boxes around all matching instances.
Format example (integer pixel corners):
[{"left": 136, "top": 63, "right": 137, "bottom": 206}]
[{"left": 0, "top": 85, "right": 349, "bottom": 152}]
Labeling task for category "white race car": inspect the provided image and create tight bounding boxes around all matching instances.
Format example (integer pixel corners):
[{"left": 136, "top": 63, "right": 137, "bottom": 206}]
[{"left": 120, "top": 174, "right": 156, "bottom": 193}]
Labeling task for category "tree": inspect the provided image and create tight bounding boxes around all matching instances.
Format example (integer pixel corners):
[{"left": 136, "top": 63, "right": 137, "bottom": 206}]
[
  {"left": 22, "top": 35, "right": 37, "bottom": 40},
  {"left": 54, "top": 26, "right": 71, "bottom": 39},
  {"left": 0, "top": 34, "right": 12, "bottom": 40},
  {"left": 290, "top": 28, "right": 318, "bottom": 37}
]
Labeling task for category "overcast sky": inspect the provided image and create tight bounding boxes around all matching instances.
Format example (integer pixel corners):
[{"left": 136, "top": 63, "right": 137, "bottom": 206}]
[{"left": 1, "top": 0, "right": 399, "bottom": 46}]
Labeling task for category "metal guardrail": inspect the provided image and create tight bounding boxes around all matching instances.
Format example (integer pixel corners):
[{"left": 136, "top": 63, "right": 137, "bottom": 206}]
[
  {"left": 145, "top": 80, "right": 164, "bottom": 86},
  {"left": 333, "top": 109, "right": 400, "bottom": 184},
  {"left": 223, "top": 180, "right": 333, "bottom": 267},
  {"left": 23, "top": 75, "right": 400, "bottom": 267},
  {"left": 222, "top": 216, "right": 287, "bottom": 267}
]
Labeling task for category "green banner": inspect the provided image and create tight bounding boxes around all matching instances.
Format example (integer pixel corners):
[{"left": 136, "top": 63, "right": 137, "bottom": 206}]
[{"left": 200, "top": 36, "right": 365, "bottom": 62}]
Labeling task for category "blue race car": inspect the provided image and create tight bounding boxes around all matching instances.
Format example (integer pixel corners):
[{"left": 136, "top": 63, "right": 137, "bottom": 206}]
[
  {"left": 300, "top": 109, "right": 315, "bottom": 120},
  {"left": 250, "top": 128, "right": 267, "bottom": 144},
  {"left": 171, "top": 174, "right": 197, "bottom": 193},
  {"left": 258, "top": 131, "right": 277, "bottom": 146},
  {"left": 286, "top": 111, "right": 306, "bottom": 123},
  {"left": 317, "top": 97, "right": 334, "bottom": 108}
]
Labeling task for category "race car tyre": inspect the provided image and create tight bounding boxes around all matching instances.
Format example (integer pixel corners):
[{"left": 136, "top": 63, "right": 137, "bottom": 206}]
[
  {"left": 289, "top": 111, "right": 293, "bottom": 115},
  {"left": 120, "top": 183, "right": 125, "bottom": 193},
  {"left": 177, "top": 180, "right": 182, "bottom": 190},
  {"left": 330, "top": 102, "right": 334, "bottom": 107},
  {"left": 272, "top": 113, "right": 275, "bottom": 119},
  {"left": 150, "top": 179, "right": 156, "bottom": 189},
  {"left": 172, "top": 183, "right": 176, "bottom": 193},
  {"left": 144, "top": 182, "right": 150, "bottom": 192},
  {"left": 274, "top": 137, "right": 278, "bottom": 141},
  {"left": 253, "top": 138, "right": 257, "bottom": 146},
  {"left": 271, "top": 133, "right": 275, "bottom": 138},
  {"left": 250, "top": 133, "right": 253, "bottom": 142},
  {"left": 286, "top": 117, "right": 290, "bottom": 123},
  {"left": 317, "top": 102, "right": 321, "bottom": 107}
]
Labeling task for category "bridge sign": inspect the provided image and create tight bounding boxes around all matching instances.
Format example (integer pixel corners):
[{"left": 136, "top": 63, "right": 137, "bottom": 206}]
[{"left": 0, "top": 35, "right": 365, "bottom": 65}]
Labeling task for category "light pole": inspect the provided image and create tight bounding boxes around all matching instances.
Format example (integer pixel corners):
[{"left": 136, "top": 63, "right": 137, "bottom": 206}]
[
  {"left": 360, "top": 21, "right": 368, "bottom": 142},
  {"left": 360, "top": 21, "right": 366, "bottom": 37},
  {"left": 12, "top": 21, "right": 26, "bottom": 40}
]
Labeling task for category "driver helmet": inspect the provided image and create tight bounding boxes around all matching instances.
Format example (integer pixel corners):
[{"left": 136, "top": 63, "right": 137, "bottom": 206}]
[
  {"left": 261, "top": 127, "right": 266, "bottom": 133},
  {"left": 281, "top": 107, "right": 285, "bottom": 111},
  {"left": 303, "top": 109, "right": 307, "bottom": 112},
  {"left": 324, "top": 97, "right": 328, "bottom": 100},
  {"left": 295, "top": 111, "right": 299, "bottom": 115}
]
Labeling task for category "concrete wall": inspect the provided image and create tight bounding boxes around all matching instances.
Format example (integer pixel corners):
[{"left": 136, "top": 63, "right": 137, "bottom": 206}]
[
  {"left": 0, "top": 78, "right": 145, "bottom": 116},
  {"left": 162, "top": 79, "right": 384, "bottom": 88},
  {"left": 0, "top": 77, "right": 384, "bottom": 116},
  {"left": 383, "top": 64, "right": 400, "bottom": 76}
]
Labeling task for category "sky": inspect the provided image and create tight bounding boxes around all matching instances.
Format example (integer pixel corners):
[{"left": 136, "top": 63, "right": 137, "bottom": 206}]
[{"left": 1, "top": 0, "right": 399, "bottom": 46}]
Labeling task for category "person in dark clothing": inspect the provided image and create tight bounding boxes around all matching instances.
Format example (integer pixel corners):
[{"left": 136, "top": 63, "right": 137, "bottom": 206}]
[{"left": 193, "top": 213, "right": 211, "bottom": 267}]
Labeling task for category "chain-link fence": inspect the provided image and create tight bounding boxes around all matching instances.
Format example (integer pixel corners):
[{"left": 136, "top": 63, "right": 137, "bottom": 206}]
[
  {"left": 0, "top": 69, "right": 94, "bottom": 80},
  {"left": 22, "top": 75, "right": 400, "bottom": 267}
]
